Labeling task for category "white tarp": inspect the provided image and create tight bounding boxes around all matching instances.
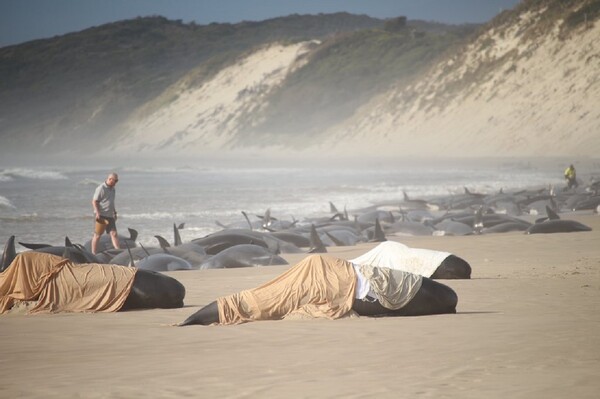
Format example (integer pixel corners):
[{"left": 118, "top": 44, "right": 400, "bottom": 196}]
[{"left": 352, "top": 241, "right": 451, "bottom": 278}]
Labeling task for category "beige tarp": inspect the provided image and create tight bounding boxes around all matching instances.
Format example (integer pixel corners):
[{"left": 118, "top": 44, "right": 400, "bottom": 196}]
[
  {"left": 218, "top": 255, "right": 357, "bottom": 325},
  {"left": 0, "top": 252, "right": 136, "bottom": 314}
]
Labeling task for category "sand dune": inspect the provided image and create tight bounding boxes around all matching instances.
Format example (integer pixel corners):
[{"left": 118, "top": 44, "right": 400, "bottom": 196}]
[{"left": 1, "top": 212, "right": 599, "bottom": 398}]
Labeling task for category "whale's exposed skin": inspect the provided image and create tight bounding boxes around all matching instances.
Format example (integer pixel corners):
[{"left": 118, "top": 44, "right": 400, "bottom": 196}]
[
  {"left": 526, "top": 219, "right": 592, "bottom": 234},
  {"left": 199, "top": 244, "right": 288, "bottom": 270}
]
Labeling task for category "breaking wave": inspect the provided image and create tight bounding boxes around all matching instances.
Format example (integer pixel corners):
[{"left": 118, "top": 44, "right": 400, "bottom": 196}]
[
  {"left": 0, "top": 195, "right": 16, "bottom": 209},
  {"left": 0, "top": 168, "right": 69, "bottom": 181}
]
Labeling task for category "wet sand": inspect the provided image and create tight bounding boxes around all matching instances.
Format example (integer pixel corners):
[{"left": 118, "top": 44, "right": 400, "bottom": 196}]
[{"left": 1, "top": 212, "right": 599, "bottom": 398}]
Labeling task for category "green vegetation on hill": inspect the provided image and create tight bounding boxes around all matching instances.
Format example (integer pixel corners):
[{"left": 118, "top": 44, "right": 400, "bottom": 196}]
[
  {"left": 241, "top": 21, "right": 475, "bottom": 144},
  {"left": 0, "top": 13, "right": 383, "bottom": 151}
]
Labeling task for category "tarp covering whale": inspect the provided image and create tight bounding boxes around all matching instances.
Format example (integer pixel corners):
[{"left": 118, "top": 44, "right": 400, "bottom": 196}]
[
  {"left": 217, "top": 254, "right": 422, "bottom": 325},
  {"left": 1, "top": 252, "right": 136, "bottom": 314},
  {"left": 351, "top": 241, "right": 451, "bottom": 277}
]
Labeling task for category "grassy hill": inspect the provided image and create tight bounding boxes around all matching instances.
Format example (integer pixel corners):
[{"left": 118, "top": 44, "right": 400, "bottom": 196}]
[
  {"left": 0, "top": 13, "right": 387, "bottom": 152},
  {"left": 239, "top": 21, "right": 474, "bottom": 145}
]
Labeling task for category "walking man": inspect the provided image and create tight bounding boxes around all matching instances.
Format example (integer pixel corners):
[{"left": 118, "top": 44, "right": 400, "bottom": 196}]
[{"left": 91, "top": 172, "right": 120, "bottom": 254}]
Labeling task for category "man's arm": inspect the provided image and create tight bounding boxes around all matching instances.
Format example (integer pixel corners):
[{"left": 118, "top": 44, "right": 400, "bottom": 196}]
[{"left": 92, "top": 199, "right": 101, "bottom": 221}]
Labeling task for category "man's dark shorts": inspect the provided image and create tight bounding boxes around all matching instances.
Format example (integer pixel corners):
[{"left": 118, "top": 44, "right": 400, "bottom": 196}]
[{"left": 95, "top": 217, "right": 117, "bottom": 235}]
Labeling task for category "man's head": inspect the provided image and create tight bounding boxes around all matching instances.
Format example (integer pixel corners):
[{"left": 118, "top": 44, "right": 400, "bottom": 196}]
[{"left": 106, "top": 173, "right": 119, "bottom": 187}]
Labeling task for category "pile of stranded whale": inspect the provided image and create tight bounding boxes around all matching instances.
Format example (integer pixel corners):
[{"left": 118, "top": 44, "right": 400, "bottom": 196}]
[{"left": 1, "top": 181, "right": 597, "bottom": 324}]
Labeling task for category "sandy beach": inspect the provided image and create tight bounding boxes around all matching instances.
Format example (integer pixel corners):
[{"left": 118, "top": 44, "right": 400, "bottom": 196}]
[{"left": 1, "top": 212, "right": 599, "bottom": 398}]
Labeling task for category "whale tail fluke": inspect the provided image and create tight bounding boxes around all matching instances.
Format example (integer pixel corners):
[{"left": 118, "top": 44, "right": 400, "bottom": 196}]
[
  {"left": 173, "top": 223, "right": 182, "bottom": 246},
  {"left": 128, "top": 228, "right": 138, "bottom": 242},
  {"left": 155, "top": 235, "right": 172, "bottom": 254}
]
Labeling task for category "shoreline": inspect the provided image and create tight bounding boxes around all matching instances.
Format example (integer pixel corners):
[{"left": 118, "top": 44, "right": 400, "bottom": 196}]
[{"left": 1, "top": 212, "right": 599, "bottom": 397}]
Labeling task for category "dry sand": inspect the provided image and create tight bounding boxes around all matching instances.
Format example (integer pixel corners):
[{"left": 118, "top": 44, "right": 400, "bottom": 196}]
[{"left": 1, "top": 212, "right": 599, "bottom": 398}]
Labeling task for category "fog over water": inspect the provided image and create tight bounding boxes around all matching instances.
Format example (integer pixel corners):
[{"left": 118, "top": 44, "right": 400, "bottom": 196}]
[{"left": 2, "top": 156, "right": 590, "bottom": 250}]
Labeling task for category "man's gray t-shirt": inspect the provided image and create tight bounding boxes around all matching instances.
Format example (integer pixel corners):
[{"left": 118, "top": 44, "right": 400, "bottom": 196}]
[{"left": 93, "top": 183, "right": 116, "bottom": 217}]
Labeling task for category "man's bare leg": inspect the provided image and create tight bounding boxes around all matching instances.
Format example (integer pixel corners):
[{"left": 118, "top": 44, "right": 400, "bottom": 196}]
[
  {"left": 91, "top": 233, "right": 101, "bottom": 254},
  {"left": 110, "top": 230, "right": 120, "bottom": 250}
]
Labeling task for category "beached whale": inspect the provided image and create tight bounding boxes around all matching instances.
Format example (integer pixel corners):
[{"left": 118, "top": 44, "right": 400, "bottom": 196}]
[
  {"left": 1, "top": 235, "right": 17, "bottom": 272},
  {"left": 433, "top": 219, "right": 474, "bottom": 236},
  {"left": 268, "top": 231, "right": 311, "bottom": 248},
  {"left": 383, "top": 220, "right": 435, "bottom": 236},
  {"left": 4, "top": 236, "right": 100, "bottom": 265},
  {"left": 179, "top": 254, "right": 457, "bottom": 326},
  {"left": 136, "top": 253, "right": 194, "bottom": 272},
  {"left": 83, "top": 227, "right": 139, "bottom": 253},
  {"left": 152, "top": 236, "right": 209, "bottom": 266},
  {"left": 400, "top": 191, "right": 432, "bottom": 211},
  {"left": 526, "top": 206, "right": 592, "bottom": 234},
  {"left": 199, "top": 244, "right": 288, "bottom": 270},
  {"left": 108, "top": 246, "right": 164, "bottom": 265},
  {"left": 192, "top": 230, "right": 271, "bottom": 254},
  {"left": 481, "top": 221, "right": 531, "bottom": 233},
  {"left": 121, "top": 268, "right": 186, "bottom": 310},
  {"left": 1, "top": 252, "right": 185, "bottom": 313},
  {"left": 351, "top": 241, "right": 471, "bottom": 279},
  {"left": 525, "top": 219, "right": 592, "bottom": 234},
  {"left": 18, "top": 241, "right": 101, "bottom": 264}
]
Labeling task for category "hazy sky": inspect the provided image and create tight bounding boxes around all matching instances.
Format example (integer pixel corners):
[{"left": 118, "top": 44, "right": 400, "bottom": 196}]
[{"left": 0, "top": 0, "right": 522, "bottom": 48}]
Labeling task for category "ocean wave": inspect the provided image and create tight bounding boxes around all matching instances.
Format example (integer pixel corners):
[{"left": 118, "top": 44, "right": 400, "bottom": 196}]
[
  {"left": 0, "top": 213, "right": 93, "bottom": 223},
  {"left": 77, "top": 178, "right": 102, "bottom": 186},
  {"left": 0, "top": 168, "right": 68, "bottom": 181},
  {"left": 0, "top": 212, "right": 38, "bottom": 221},
  {"left": 126, "top": 211, "right": 198, "bottom": 220},
  {"left": 0, "top": 195, "right": 16, "bottom": 209}
]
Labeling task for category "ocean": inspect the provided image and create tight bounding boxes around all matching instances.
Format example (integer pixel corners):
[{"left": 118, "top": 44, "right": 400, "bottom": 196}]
[{"left": 0, "top": 162, "right": 569, "bottom": 249}]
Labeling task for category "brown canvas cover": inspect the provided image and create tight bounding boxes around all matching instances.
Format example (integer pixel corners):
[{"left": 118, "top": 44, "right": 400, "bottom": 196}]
[
  {"left": 218, "top": 255, "right": 357, "bottom": 325},
  {"left": 0, "top": 252, "right": 137, "bottom": 314}
]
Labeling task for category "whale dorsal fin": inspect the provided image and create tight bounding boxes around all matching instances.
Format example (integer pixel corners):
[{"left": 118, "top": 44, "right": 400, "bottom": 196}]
[
  {"left": 546, "top": 205, "right": 560, "bottom": 220},
  {"left": 329, "top": 202, "right": 339, "bottom": 214},
  {"left": 372, "top": 218, "right": 387, "bottom": 242},
  {"left": 1, "top": 235, "right": 16, "bottom": 272},
  {"left": 308, "top": 224, "right": 327, "bottom": 253}
]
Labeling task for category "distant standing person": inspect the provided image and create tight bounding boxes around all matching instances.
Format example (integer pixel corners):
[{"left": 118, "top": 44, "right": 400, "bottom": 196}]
[
  {"left": 91, "top": 172, "right": 120, "bottom": 254},
  {"left": 564, "top": 164, "right": 578, "bottom": 190}
]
